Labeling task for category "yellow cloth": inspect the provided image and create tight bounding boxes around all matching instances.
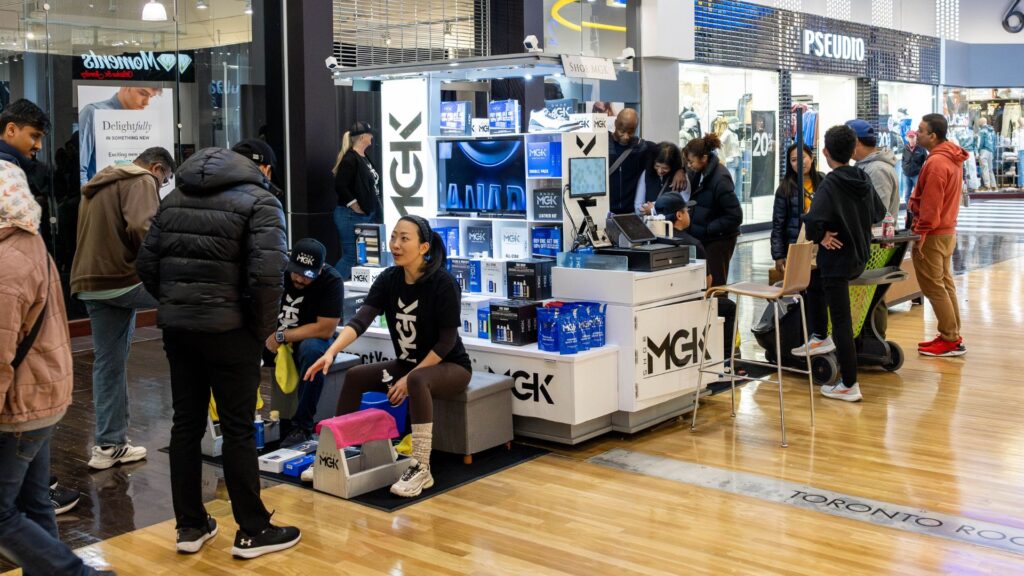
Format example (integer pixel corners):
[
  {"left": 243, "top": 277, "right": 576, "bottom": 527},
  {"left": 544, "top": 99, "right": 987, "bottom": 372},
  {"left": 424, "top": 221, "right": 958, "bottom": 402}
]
[
  {"left": 395, "top": 434, "right": 413, "bottom": 456},
  {"left": 275, "top": 344, "right": 299, "bottom": 394},
  {"left": 803, "top": 178, "right": 815, "bottom": 213},
  {"left": 209, "top": 389, "right": 263, "bottom": 422}
]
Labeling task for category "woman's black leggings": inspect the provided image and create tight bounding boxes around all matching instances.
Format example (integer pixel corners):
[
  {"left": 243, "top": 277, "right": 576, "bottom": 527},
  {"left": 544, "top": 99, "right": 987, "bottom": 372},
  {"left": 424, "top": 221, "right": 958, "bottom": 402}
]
[{"left": 335, "top": 360, "right": 471, "bottom": 424}]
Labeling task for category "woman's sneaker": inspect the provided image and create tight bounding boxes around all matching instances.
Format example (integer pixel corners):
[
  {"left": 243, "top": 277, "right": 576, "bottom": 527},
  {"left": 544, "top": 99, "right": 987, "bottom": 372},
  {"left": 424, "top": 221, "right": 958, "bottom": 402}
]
[
  {"left": 176, "top": 516, "right": 218, "bottom": 554},
  {"left": 231, "top": 525, "right": 301, "bottom": 559},
  {"left": 821, "top": 382, "right": 863, "bottom": 402},
  {"left": 791, "top": 336, "right": 836, "bottom": 356},
  {"left": 88, "top": 444, "right": 147, "bottom": 470},
  {"left": 390, "top": 460, "right": 434, "bottom": 498}
]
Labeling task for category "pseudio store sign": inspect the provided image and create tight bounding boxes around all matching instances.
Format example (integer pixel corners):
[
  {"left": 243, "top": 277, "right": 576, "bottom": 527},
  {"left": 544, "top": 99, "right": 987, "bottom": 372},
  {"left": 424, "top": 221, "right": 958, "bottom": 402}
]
[{"left": 73, "top": 50, "right": 196, "bottom": 83}]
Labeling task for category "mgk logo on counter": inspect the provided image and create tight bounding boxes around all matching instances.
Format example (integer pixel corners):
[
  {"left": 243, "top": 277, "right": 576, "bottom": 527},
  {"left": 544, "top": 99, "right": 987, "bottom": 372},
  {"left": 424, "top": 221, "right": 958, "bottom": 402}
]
[{"left": 644, "top": 327, "right": 710, "bottom": 377}]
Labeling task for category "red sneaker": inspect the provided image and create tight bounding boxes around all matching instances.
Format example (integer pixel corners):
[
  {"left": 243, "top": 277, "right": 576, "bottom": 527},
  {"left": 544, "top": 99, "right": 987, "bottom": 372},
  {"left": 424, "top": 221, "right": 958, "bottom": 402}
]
[
  {"left": 918, "top": 334, "right": 941, "bottom": 348},
  {"left": 919, "top": 338, "right": 966, "bottom": 357}
]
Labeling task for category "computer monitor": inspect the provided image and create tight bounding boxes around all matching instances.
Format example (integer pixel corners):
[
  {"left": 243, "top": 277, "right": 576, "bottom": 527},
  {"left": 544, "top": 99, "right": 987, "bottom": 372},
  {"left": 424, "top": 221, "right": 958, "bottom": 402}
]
[{"left": 568, "top": 156, "right": 608, "bottom": 198}]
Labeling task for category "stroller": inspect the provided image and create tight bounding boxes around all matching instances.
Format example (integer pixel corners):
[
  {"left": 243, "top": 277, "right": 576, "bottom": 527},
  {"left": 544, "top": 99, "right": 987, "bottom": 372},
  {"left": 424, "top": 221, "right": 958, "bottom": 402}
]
[{"left": 752, "top": 233, "right": 918, "bottom": 385}]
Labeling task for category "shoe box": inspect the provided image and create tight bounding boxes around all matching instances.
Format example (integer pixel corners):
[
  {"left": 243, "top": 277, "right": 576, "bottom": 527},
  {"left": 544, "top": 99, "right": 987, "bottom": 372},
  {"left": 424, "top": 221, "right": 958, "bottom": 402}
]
[{"left": 489, "top": 299, "right": 540, "bottom": 346}]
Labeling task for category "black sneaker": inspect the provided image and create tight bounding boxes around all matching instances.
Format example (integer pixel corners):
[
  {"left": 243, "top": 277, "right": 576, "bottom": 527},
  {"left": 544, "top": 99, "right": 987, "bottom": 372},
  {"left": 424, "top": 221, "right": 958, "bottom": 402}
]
[
  {"left": 50, "top": 476, "right": 58, "bottom": 490},
  {"left": 231, "top": 525, "right": 301, "bottom": 559},
  {"left": 176, "top": 516, "right": 218, "bottom": 554},
  {"left": 50, "top": 486, "right": 80, "bottom": 515},
  {"left": 280, "top": 427, "right": 312, "bottom": 448}
]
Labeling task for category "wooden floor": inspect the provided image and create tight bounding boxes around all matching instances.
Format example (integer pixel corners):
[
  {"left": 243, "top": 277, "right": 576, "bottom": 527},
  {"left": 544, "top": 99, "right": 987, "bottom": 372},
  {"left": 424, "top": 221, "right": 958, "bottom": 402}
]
[{"left": 7, "top": 247, "right": 1024, "bottom": 575}]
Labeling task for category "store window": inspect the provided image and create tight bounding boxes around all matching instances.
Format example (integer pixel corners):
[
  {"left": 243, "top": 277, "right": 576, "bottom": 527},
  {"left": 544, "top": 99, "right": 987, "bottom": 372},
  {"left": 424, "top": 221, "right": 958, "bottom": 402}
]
[
  {"left": 3, "top": 1, "right": 273, "bottom": 320},
  {"left": 679, "top": 64, "right": 780, "bottom": 226},
  {"left": 878, "top": 81, "right": 936, "bottom": 198},
  {"left": 790, "top": 73, "right": 856, "bottom": 171},
  {"left": 944, "top": 87, "right": 1024, "bottom": 191}
]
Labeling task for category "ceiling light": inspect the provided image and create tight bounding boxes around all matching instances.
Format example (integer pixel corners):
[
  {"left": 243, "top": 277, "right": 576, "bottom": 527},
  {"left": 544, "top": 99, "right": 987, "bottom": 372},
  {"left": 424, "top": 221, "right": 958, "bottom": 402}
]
[
  {"left": 26, "top": 32, "right": 34, "bottom": 40},
  {"left": 141, "top": 0, "right": 168, "bottom": 21},
  {"left": 196, "top": 0, "right": 208, "bottom": 9},
  {"left": 244, "top": 0, "right": 253, "bottom": 15}
]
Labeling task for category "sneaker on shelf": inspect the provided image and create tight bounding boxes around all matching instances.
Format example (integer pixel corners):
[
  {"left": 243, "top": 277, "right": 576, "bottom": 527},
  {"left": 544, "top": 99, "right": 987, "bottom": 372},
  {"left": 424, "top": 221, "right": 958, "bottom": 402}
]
[
  {"left": 821, "top": 382, "right": 863, "bottom": 402},
  {"left": 280, "top": 428, "right": 312, "bottom": 448},
  {"left": 231, "top": 525, "right": 301, "bottom": 559},
  {"left": 176, "top": 516, "right": 218, "bottom": 554},
  {"left": 791, "top": 336, "right": 836, "bottom": 357},
  {"left": 300, "top": 466, "right": 314, "bottom": 483},
  {"left": 390, "top": 460, "right": 434, "bottom": 498},
  {"left": 50, "top": 486, "right": 80, "bottom": 515},
  {"left": 88, "top": 444, "right": 147, "bottom": 470},
  {"left": 920, "top": 338, "right": 966, "bottom": 357}
]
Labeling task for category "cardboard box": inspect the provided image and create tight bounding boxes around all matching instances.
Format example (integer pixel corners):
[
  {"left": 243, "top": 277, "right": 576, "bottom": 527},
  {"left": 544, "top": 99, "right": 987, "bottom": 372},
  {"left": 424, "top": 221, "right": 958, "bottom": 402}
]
[
  {"left": 531, "top": 226, "right": 562, "bottom": 257},
  {"left": 468, "top": 259, "right": 482, "bottom": 293},
  {"left": 500, "top": 227, "right": 530, "bottom": 259},
  {"left": 466, "top": 224, "right": 493, "bottom": 258},
  {"left": 282, "top": 454, "right": 315, "bottom": 477},
  {"left": 478, "top": 306, "right": 491, "bottom": 339},
  {"left": 258, "top": 448, "right": 306, "bottom": 474},
  {"left": 489, "top": 299, "right": 540, "bottom": 346},
  {"left": 353, "top": 223, "right": 385, "bottom": 266},
  {"left": 460, "top": 295, "right": 492, "bottom": 337},
  {"left": 448, "top": 257, "right": 471, "bottom": 293},
  {"left": 481, "top": 259, "right": 508, "bottom": 297},
  {"left": 349, "top": 266, "right": 386, "bottom": 290},
  {"left": 506, "top": 258, "right": 554, "bottom": 300}
]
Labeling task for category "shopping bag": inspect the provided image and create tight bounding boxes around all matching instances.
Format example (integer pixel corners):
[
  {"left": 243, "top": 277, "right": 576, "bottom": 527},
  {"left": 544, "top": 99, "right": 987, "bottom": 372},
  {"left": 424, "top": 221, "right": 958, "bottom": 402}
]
[{"left": 275, "top": 344, "right": 299, "bottom": 394}]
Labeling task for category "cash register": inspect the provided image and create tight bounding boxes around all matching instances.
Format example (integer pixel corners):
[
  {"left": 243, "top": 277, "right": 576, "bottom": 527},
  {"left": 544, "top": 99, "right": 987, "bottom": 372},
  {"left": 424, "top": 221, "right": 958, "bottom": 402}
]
[{"left": 600, "top": 213, "right": 690, "bottom": 271}]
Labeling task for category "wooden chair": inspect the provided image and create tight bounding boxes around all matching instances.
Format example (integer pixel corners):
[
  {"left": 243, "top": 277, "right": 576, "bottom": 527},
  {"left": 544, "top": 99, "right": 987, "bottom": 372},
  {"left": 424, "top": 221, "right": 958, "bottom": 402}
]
[{"left": 690, "top": 241, "right": 816, "bottom": 447}]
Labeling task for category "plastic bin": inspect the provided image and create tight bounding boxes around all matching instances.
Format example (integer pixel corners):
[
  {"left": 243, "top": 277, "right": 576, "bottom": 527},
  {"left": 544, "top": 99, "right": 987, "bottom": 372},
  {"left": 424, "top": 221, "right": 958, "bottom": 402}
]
[{"left": 359, "top": 392, "right": 408, "bottom": 434}]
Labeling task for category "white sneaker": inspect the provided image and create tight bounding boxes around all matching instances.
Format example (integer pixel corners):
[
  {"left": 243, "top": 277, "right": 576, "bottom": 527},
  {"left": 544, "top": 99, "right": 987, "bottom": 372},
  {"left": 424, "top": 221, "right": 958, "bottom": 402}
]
[
  {"left": 791, "top": 336, "right": 836, "bottom": 357},
  {"left": 390, "top": 460, "right": 434, "bottom": 498},
  {"left": 88, "top": 444, "right": 147, "bottom": 470},
  {"left": 821, "top": 382, "right": 863, "bottom": 402},
  {"left": 300, "top": 466, "right": 314, "bottom": 483}
]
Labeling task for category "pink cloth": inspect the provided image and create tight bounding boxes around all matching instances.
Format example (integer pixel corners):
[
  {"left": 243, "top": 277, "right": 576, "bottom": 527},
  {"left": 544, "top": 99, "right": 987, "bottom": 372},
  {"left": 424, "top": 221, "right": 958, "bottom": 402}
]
[{"left": 315, "top": 409, "right": 399, "bottom": 449}]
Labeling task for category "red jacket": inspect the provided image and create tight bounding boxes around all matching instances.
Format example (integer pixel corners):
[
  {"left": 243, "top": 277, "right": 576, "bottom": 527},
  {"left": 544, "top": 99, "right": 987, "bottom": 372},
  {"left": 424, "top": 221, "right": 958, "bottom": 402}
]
[{"left": 910, "top": 141, "right": 968, "bottom": 237}]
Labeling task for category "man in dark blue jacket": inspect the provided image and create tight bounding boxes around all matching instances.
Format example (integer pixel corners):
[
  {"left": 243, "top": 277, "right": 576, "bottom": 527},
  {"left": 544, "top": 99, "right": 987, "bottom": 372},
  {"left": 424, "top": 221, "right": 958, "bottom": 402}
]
[{"left": 137, "top": 147, "right": 301, "bottom": 559}]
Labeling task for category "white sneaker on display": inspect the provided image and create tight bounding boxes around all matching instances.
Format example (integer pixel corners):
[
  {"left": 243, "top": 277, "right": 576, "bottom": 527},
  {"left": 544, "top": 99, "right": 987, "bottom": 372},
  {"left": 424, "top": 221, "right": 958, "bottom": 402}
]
[
  {"left": 390, "top": 460, "right": 434, "bottom": 498},
  {"left": 88, "top": 444, "right": 148, "bottom": 470},
  {"left": 300, "top": 466, "right": 314, "bottom": 483},
  {"left": 821, "top": 382, "right": 863, "bottom": 402},
  {"left": 791, "top": 336, "right": 836, "bottom": 357}
]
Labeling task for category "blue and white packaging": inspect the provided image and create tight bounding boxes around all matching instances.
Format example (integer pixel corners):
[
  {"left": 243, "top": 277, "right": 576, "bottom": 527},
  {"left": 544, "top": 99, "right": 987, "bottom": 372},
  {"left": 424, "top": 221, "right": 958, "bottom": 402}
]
[
  {"left": 466, "top": 224, "right": 493, "bottom": 258},
  {"left": 488, "top": 99, "right": 520, "bottom": 134},
  {"left": 537, "top": 306, "right": 560, "bottom": 352},
  {"left": 448, "top": 257, "right": 471, "bottom": 292},
  {"left": 283, "top": 454, "right": 315, "bottom": 477},
  {"left": 468, "top": 259, "right": 483, "bottom": 293},
  {"left": 481, "top": 259, "right": 508, "bottom": 297},
  {"left": 500, "top": 227, "right": 529, "bottom": 259},
  {"left": 478, "top": 306, "right": 490, "bottom": 339},
  {"left": 440, "top": 101, "right": 471, "bottom": 135},
  {"left": 460, "top": 295, "right": 491, "bottom": 338},
  {"left": 531, "top": 227, "right": 562, "bottom": 257},
  {"left": 446, "top": 227, "right": 460, "bottom": 257}
]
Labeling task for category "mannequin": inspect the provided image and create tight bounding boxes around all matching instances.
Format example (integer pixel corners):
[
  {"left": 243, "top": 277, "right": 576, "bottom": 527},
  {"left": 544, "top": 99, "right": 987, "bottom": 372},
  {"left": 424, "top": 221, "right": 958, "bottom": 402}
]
[{"left": 714, "top": 116, "right": 742, "bottom": 192}]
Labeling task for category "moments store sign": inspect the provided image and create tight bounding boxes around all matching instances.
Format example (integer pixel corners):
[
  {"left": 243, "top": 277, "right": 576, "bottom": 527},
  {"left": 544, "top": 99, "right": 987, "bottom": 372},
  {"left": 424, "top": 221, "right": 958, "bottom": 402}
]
[{"left": 73, "top": 50, "right": 196, "bottom": 82}]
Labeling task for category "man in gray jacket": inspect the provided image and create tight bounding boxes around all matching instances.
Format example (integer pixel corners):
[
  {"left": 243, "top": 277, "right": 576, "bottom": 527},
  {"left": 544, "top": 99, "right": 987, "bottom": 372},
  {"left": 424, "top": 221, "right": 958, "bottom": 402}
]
[{"left": 847, "top": 119, "right": 900, "bottom": 218}]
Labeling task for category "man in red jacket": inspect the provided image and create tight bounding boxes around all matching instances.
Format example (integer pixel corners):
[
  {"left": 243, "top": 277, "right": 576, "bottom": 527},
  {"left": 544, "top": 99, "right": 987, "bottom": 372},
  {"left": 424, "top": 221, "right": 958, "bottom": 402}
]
[{"left": 910, "top": 114, "right": 968, "bottom": 358}]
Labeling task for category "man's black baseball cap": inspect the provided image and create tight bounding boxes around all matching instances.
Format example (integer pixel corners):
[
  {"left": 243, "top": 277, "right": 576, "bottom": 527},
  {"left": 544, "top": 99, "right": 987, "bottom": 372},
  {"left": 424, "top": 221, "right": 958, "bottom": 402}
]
[
  {"left": 232, "top": 139, "right": 277, "bottom": 172},
  {"left": 288, "top": 238, "right": 326, "bottom": 279}
]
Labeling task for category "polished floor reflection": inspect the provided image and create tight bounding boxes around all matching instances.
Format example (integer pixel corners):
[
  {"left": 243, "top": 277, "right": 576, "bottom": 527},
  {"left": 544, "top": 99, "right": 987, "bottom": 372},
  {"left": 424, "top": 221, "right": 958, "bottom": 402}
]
[{"left": 2, "top": 200, "right": 1023, "bottom": 575}]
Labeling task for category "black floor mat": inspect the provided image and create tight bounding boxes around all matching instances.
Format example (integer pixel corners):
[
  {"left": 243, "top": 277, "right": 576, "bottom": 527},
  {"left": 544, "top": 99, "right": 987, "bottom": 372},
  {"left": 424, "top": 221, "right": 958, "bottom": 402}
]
[
  {"left": 706, "top": 359, "right": 779, "bottom": 395},
  {"left": 159, "top": 442, "right": 548, "bottom": 512}
]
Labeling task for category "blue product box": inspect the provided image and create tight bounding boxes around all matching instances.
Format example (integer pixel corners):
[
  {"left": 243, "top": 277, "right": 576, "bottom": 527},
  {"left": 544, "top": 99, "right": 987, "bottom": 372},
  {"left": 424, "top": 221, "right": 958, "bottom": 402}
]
[
  {"left": 446, "top": 227, "right": 460, "bottom": 257},
  {"left": 449, "top": 257, "right": 471, "bottom": 292},
  {"left": 282, "top": 454, "right": 315, "bottom": 477},
  {"left": 468, "top": 259, "right": 482, "bottom": 293},
  {"left": 531, "top": 227, "right": 562, "bottom": 257},
  {"left": 478, "top": 306, "right": 490, "bottom": 339},
  {"left": 466, "top": 224, "right": 493, "bottom": 257}
]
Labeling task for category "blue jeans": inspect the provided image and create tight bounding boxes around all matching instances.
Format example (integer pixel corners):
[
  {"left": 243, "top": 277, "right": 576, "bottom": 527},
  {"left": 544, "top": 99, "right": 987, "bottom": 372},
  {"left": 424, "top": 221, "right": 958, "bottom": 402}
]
[
  {"left": 82, "top": 284, "right": 159, "bottom": 447},
  {"left": 290, "top": 337, "right": 333, "bottom": 432},
  {"left": 333, "top": 205, "right": 373, "bottom": 280},
  {"left": 902, "top": 174, "right": 918, "bottom": 204},
  {"left": 0, "top": 427, "right": 95, "bottom": 576}
]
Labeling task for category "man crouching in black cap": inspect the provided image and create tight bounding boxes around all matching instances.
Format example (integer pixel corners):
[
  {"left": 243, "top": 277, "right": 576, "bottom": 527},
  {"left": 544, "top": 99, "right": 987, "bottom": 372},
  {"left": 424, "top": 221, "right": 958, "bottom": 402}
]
[
  {"left": 655, "top": 192, "right": 738, "bottom": 363},
  {"left": 266, "top": 238, "right": 344, "bottom": 446}
]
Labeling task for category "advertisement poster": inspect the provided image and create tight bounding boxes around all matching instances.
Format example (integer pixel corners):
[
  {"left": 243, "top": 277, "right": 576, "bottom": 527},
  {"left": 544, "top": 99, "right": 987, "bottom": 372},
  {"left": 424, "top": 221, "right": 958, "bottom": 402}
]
[
  {"left": 526, "top": 133, "right": 563, "bottom": 179},
  {"left": 749, "top": 110, "right": 776, "bottom": 200},
  {"left": 78, "top": 86, "right": 174, "bottom": 191},
  {"left": 440, "top": 101, "right": 471, "bottom": 135},
  {"left": 488, "top": 100, "right": 520, "bottom": 134},
  {"left": 381, "top": 78, "right": 436, "bottom": 236}
]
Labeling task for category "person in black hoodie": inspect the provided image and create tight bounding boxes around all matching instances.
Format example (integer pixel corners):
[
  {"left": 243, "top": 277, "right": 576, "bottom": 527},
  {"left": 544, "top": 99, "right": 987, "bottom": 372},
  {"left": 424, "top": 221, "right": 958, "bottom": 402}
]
[
  {"left": 136, "top": 148, "right": 301, "bottom": 559},
  {"left": 683, "top": 133, "right": 743, "bottom": 287},
  {"left": 332, "top": 121, "right": 382, "bottom": 280},
  {"left": 794, "top": 125, "right": 886, "bottom": 403}
]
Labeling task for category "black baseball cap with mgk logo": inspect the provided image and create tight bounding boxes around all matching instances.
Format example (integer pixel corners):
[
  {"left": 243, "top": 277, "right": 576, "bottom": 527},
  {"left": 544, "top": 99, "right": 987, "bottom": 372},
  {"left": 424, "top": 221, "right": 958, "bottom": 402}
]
[{"left": 287, "top": 238, "right": 326, "bottom": 279}]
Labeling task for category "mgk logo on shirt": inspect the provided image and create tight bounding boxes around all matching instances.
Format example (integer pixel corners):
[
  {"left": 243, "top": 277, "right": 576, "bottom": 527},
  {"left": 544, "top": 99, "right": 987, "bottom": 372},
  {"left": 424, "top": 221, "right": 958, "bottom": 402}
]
[
  {"left": 278, "top": 294, "right": 304, "bottom": 329},
  {"left": 395, "top": 298, "right": 419, "bottom": 360}
]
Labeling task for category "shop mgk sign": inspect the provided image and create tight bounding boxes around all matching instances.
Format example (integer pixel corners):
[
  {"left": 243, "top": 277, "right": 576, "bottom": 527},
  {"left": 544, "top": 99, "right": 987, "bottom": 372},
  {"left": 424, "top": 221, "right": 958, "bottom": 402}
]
[
  {"left": 802, "top": 30, "right": 866, "bottom": 62},
  {"left": 380, "top": 78, "right": 437, "bottom": 235}
]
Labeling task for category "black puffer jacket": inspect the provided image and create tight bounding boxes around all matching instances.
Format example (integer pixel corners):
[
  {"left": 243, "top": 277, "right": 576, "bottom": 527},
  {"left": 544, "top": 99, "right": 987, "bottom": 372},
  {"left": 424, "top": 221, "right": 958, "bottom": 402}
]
[
  {"left": 770, "top": 173, "right": 825, "bottom": 260},
  {"left": 687, "top": 153, "right": 743, "bottom": 242},
  {"left": 137, "top": 148, "right": 288, "bottom": 338}
]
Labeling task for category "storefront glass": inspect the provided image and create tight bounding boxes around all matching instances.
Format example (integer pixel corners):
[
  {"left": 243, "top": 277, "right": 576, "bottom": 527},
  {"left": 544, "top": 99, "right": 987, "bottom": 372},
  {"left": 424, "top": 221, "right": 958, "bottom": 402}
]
[
  {"left": 791, "top": 73, "right": 857, "bottom": 170},
  {"left": 678, "top": 64, "right": 780, "bottom": 226},
  {"left": 2, "top": 1, "right": 273, "bottom": 319},
  {"left": 943, "top": 87, "right": 1023, "bottom": 190},
  {"left": 878, "top": 81, "right": 937, "bottom": 197}
]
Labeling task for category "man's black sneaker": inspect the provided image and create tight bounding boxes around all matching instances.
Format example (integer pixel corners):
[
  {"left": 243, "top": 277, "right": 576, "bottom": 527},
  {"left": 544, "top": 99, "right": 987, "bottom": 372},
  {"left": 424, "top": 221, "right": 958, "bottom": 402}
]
[
  {"left": 280, "top": 427, "right": 312, "bottom": 448},
  {"left": 231, "top": 524, "right": 301, "bottom": 559},
  {"left": 176, "top": 516, "right": 218, "bottom": 554},
  {"left": 50, "top": 476, "right": 58, "bottom": 490},
  {"left": 50, "top": 486, "right": 80, "bottom": 515}
]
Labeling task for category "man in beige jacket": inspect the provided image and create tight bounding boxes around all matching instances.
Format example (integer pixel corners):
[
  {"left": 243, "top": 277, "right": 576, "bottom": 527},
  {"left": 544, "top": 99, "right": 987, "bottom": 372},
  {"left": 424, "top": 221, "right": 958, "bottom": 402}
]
[
  {"left": 71, "top": 147, "right": 174, "bottom": 470},
  {"left": 0, "top": 160, "right": 112, "bottom": 575}
]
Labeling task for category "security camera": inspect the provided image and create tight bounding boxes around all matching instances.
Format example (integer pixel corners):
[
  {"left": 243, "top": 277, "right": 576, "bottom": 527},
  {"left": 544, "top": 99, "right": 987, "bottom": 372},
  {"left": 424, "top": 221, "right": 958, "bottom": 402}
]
[
  {"left": 619, "top": 47, "right": 635, "bottom": 60},
  {"left": 325, "top": 56, "right": 339, "bottom": 70},
  {"left": 523, "top": 35, "right": 543, "bottom": 54}
]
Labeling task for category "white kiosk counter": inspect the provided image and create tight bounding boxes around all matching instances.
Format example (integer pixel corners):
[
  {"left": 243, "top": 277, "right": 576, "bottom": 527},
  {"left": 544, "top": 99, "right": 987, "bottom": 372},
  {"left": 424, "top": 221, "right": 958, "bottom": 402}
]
[{"left": 341, "top": 261, "right": 722, "bottom": 444}]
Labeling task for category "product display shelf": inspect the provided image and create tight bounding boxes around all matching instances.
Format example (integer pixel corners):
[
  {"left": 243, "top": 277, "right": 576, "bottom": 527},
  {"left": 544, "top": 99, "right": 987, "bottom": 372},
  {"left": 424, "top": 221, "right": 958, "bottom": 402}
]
[{"left": 342, "top": 326, "right": 621, "bottom": 445}]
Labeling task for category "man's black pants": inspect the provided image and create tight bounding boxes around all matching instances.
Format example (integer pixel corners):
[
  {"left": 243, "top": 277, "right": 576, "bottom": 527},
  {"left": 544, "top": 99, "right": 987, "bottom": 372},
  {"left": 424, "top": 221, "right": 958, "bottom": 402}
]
[{"left": 164, "top": 328, "right": 271, "bottom": 535}]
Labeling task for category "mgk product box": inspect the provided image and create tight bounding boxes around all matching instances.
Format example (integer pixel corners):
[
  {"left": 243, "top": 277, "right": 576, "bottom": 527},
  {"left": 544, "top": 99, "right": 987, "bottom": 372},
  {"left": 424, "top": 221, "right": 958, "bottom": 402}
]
[
  {"left": 478, "top": 306, "right": 491, "bottom": 339},
  {"left": 349, "top": 266, "right": 386, "bottom": 290},
  {"left": 448, "top": 257, "right": 471, "bottom": 293},
  {"left": 258, "top": 448, "right": 306, "bottom": 474},
  {"left": 460, "top": 295, "right": 492, "bottom": 337},
  {"left": 489, "top": 299, "right": 540, "bottom": 346},
  {"left": 481, "top": 259, "right": 508, "bottom": 297},
  {"left": 506, "top": 258, "right": 554, "bottom": 300},
  {"left": 499, "top": 227, "right": 530, "bottom": 260}
]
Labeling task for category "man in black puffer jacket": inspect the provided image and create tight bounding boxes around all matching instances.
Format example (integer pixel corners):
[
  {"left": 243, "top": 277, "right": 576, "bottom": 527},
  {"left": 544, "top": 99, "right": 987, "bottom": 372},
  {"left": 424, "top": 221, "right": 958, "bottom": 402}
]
[{"left": 137, "top": 148, "right": 301, "bottom": 559}]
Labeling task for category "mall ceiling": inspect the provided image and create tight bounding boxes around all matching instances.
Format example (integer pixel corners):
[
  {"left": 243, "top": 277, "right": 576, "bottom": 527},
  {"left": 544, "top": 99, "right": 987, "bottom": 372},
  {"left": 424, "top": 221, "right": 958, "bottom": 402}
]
[{"left": 0, "top": 0, "right": 252, "bottom": 55}]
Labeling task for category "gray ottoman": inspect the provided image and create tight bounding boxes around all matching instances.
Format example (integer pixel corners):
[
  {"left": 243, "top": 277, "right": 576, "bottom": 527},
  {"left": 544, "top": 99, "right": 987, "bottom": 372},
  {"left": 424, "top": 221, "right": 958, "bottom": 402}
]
[
  {"left": 433, "top": 372, "right": 514, "bottom": 464},
  {"left": 313, "top": 353, "right": 363, "bottom": 425}
]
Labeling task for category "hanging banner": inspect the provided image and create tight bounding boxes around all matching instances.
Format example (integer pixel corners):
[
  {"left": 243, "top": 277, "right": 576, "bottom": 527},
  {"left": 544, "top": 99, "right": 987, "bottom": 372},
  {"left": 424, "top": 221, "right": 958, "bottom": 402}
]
[
  {"left": 78, "top": 86, "right": 175, "bottom": 192},
  {"left": 749, "top": 110, "right": 777, "bottom": 200},
  {"left": 381, "top": 78, "right": 436, "bottom": 236}
]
